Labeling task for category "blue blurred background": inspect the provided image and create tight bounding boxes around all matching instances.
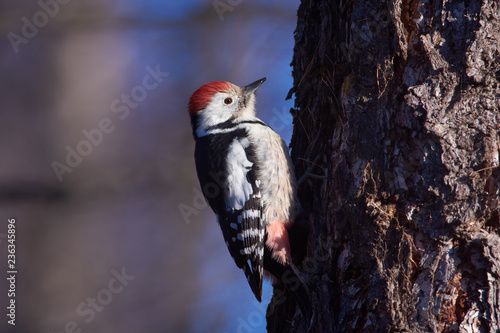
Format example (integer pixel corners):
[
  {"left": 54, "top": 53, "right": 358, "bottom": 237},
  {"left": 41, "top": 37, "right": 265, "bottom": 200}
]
[{"left": 0, "top": 1, "right": 298, "bottom": 332}]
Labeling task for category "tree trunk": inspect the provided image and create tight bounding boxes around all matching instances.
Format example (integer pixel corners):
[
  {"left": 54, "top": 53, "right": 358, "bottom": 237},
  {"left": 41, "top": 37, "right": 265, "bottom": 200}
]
[{"left": 267, "top": 0, "right": 500, "bottom": 332}]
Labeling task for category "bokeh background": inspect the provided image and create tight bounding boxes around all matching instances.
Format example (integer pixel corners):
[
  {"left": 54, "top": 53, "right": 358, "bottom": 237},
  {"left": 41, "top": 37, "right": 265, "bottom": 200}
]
[{"left": 0, "top": 1, "right": 299, "bottom": 332}]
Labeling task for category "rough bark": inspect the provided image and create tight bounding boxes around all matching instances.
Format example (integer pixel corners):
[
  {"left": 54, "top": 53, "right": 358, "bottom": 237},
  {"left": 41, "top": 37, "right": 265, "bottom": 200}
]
[{"left": 267, "top": 0, "right": 500, "bottom": 332}]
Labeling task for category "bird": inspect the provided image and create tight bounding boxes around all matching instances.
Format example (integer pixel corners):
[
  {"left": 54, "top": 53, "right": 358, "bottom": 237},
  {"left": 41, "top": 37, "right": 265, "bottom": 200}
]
[{"left": 187, "top": 77, "right": 313, "bottom": 328}]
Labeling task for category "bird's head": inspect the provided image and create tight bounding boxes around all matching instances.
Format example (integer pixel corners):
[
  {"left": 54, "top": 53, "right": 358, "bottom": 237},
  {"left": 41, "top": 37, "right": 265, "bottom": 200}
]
[{"left": 188, "top": 78, "right": 266, "bottom": 138}]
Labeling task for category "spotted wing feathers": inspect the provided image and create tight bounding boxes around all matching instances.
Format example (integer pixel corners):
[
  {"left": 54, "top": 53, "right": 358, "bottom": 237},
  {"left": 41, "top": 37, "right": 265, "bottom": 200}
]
[
  {"left": 194, "top": 132, "right": 265, "bottom": 301},
  {"left": 220, "top": 190, "right": 265, "bottom": 301}
]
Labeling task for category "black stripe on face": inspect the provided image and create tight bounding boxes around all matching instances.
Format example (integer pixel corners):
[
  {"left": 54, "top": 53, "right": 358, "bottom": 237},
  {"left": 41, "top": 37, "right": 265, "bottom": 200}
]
[{"left": 206, "top": 119, "right": 270, "bottom": 132}]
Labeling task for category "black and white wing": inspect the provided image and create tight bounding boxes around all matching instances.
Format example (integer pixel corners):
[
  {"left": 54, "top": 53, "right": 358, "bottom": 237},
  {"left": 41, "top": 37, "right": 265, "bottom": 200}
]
[{"left": 195, "top": 132, "right": 265, "bottom": 301}]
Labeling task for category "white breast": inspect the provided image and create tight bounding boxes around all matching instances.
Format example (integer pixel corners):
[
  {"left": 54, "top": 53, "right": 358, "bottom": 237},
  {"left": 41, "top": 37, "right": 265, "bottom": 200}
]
[{"left": 245, "top": 122, "right": 298, "bottom": 225}]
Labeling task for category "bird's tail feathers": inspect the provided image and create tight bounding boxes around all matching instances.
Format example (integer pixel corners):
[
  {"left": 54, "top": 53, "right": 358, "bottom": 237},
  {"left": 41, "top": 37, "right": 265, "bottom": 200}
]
[{"left": 243, "top": 261, "right": 263, "bottom": 302}]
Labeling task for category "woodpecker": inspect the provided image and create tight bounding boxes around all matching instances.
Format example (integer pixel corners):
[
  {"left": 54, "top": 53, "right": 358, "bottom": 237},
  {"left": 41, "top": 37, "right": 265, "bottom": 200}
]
[{"left": 187, "top": 78, "right": 313, "bottom": 327}]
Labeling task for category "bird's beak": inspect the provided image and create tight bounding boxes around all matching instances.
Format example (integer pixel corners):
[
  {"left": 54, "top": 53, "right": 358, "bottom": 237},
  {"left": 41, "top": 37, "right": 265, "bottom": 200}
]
[{"left": 243, "top": 77, "right": 266, "bottom": 97}]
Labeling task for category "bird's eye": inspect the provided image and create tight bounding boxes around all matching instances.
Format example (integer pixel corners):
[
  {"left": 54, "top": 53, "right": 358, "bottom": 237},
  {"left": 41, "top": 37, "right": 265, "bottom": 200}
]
[{"left": 224, "top": 97, "right": 233, "bottom": 105}]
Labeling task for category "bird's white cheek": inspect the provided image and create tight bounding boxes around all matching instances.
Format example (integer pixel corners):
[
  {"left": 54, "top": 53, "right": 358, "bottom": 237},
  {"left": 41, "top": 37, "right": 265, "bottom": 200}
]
[
  {"left": 199, "top": 104, "right": 232, "bottom": 128},
  {"left": 237, "top": 106, "right": 256, "bottom": 118}
]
